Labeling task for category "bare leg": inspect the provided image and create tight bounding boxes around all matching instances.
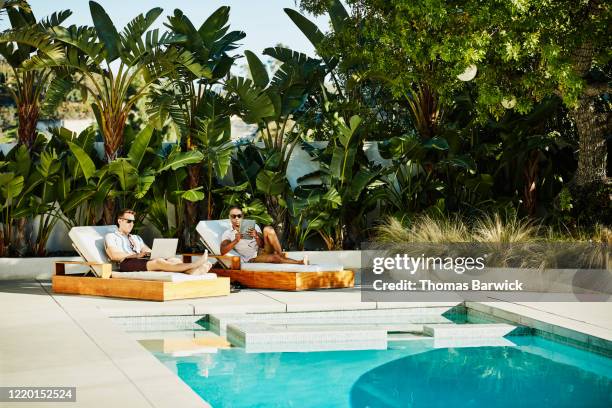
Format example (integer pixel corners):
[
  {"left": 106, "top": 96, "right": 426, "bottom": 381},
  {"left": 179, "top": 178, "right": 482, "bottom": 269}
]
[
  {"left": 250, "top": 253, "right": 304, "bottom": 265},
  {"left": 146, "top": 256, "right": 207, "bottom": 273},
  {"left": 259, "top": 226, "right": 306, "bottom": 264},
  {"left": 262, "top": 226, "right": 283, "bottom": 254}
]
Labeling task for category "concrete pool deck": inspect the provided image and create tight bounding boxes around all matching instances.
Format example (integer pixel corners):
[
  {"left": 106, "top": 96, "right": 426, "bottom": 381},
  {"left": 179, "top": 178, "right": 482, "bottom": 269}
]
[{"left": 1, "top": 279, "right": 611, "bottom": 408}]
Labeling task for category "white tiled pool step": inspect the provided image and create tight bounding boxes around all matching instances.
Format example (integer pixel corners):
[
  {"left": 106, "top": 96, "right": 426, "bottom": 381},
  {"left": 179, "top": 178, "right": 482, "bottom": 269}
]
[
  {"left": 209, "top": 307, "right": 463, "bottom": 334},
  {"left": 111, "top": 315, "right": 206, "bottom": 332},
  {"left": 423, "top": 323, "right": 528, "bottom": 338},
  {"left": 227, "top": 323, "right": 388, "bottom": 353}
]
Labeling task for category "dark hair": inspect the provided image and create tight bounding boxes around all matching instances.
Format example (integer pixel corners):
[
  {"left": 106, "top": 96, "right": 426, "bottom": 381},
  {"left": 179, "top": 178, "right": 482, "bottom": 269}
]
[
  {"left": 116, "top": 208, "right": 136, "bottom": 226},
  {"left": 227, "top": 205, "right": 242, "bottom": 216}
]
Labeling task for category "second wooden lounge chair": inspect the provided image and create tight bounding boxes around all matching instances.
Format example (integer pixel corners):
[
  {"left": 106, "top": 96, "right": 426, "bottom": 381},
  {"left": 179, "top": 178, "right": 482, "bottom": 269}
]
[{"left": 185, "top": 220, "right": 354, "bottom": 291}]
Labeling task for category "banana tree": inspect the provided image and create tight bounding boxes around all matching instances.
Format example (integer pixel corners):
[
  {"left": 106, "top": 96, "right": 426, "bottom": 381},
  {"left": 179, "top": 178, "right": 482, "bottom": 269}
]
[
  {"left": 50, "top": 125, "right": 111, "bottom": 229},
  {"left": 294, "top": 114, "right": 380, "bottom": 249},
  {"left": 0, "top": 2, "right": 70, "bottom": 148},
  {"left": 227, "top": 47, "right": 327, "bottom": 237},
  {"left": 0, "top": 145, "right": 28, "bottom": 256},
  {"left": 41, "top": 1, "right": 206, "bottom": 163},
  {"left": 0, "top": 137, "right": 64, "bottom": 256},
  {"left": 147, "top": 6, "right": 243, "bottom": 246},
  {"left": 37, "top": 1, "right": 206, "bottom": 223}
]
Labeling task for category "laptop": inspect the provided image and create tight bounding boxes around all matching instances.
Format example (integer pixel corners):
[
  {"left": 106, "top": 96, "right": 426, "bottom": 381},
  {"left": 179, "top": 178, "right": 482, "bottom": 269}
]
[{"left": 149, "top": 238, "right": 179, "bottom": 260}]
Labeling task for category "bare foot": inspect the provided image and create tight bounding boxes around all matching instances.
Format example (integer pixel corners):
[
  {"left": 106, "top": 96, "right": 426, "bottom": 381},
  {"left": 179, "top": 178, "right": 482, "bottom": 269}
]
[
  {"left": 186, "top": 262, "right": 213, "bottom": 275},
  {"left": 192, "top": 253, "right": 209, "bottom": 267},
  {"left": 302, "top": 255, "right": 309, "bottom": 265}
]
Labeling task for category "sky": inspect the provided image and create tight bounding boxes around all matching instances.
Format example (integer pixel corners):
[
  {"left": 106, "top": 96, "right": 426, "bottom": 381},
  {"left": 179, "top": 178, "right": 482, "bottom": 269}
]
[{"left": 1, "top": 0, "right": 330, "bottom": 61}]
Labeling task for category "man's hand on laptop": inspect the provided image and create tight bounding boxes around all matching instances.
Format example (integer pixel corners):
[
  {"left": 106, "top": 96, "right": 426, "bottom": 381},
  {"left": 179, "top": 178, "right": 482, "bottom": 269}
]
[
  {"left": 125, "top": 250, "right": 149, "bottom": 259},
  {"left": 233, "top": 232, "right": 242, "bottom": 243}
]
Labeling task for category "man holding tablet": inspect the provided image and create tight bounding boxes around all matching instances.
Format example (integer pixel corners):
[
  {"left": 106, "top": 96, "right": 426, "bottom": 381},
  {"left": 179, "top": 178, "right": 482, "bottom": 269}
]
[
  {"left": 105, "top": 208, "right": 212, "bottom": 274},
  {"left": 220, "top": 206, "right": 307, "bottom": 265}
]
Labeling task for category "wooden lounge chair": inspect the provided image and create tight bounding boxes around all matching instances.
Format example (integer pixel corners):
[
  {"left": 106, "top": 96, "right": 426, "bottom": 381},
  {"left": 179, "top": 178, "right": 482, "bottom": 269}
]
[
  {"left": 183, "top": 220, "right": 354, "bottom": 291},
  {"left": 52, "top": 226, "right": 230, "bottom": 301}
]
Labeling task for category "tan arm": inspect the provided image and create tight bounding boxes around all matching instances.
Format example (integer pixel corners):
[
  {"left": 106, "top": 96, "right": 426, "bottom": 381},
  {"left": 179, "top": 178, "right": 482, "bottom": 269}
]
[{"left": 105, "top": 242, "right": 145, "bottom": 263}]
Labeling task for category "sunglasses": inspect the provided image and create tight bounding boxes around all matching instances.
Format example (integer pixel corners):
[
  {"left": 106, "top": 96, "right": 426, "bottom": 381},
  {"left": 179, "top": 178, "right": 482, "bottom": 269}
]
[
  {"left": 230, "top": 214, "right": 243, "bottom": 219},
  {"left": 120, "top": 218, "right": 135, "bottom": 224}
]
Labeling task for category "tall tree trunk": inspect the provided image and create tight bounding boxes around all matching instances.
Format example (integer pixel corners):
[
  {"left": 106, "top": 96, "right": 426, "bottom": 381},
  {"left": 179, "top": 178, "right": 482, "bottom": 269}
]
[
  {"left": 102, "top": 197, "right": 116, "bottom": 226},
  {"left": 569, "top": 39, "right": 609, "bottom": 185},
  {"left": 101, "top": 116, "right": 126, "bottom": 225},
  {"left": 17, "top": 102, "right": 39, "bottom": 148},
  {"left": 102, "top": 116, "right": 126, "bottom": 163},
  {"left": 183, "top": 163, "right": 201, "bottom": 250},
  {"left": 572, "top": 97, "right": 608, "bottom": 185},
  {"left": 266, "top": 196, "right": 287, "bottom": 244}
]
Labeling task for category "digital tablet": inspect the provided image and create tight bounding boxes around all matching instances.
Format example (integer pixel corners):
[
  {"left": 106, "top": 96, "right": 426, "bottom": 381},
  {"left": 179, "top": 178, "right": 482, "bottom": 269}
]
[{"left": 239, "top": 219, "right": 256, "bottom": 240}]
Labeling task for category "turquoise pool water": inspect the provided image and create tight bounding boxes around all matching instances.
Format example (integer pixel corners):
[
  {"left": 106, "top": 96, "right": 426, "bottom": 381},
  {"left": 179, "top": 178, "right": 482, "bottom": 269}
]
[{"left": 153, "top": 335, "right": 612, "bottom": 408}]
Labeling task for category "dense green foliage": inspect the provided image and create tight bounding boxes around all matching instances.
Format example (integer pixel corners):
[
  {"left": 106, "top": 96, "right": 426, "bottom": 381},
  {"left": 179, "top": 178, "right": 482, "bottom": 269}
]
[{"left": 0, "top": 0, "right": 609, "bottom": 256}]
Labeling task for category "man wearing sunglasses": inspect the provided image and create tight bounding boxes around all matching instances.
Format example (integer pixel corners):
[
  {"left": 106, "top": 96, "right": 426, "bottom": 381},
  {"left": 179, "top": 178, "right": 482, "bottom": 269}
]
[
  {"left": 105, "top": 208, "right": 212, "bottom": 274},
  {"left": 220, "top": 206, "right": 307, "bottom": 265}
]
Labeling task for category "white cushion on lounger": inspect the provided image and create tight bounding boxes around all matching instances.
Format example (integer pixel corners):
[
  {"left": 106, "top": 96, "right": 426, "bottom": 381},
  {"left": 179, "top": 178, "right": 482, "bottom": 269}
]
[
  {"left": 239, "top": 263, "right": 344, "bottom": 273},
  {"left": 111, "top": 271, "right": 218, "bottom": 282},
  {"left": 196, "top": 220, "right": 240, "bottom": 257},
  {"left": 69, "top": 225, "right": 119, "bottom": 277}
]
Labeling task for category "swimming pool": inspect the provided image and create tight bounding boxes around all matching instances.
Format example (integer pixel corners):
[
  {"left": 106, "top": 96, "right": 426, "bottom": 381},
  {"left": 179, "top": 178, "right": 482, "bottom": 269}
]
[{"left": 150, "top": 334, "right": 612, "bottom": 407}]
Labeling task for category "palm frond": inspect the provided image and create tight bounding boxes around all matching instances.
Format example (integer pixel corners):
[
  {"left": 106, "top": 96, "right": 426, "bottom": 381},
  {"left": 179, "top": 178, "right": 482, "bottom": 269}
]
[
  {"left": 41, "top": 75, "right": 73, "bottom": 116},
  {"left": 38, "top": 10, "right": 72, "bottom": 30},
  {"left": 51, "top": 25, "right": 105, "bottom": 64},
  {"left": 226, "top": 76, "right": 276, "bottom": 123},
  {"left": 0, "top": 28, "right": 65, "bottom": 65}
]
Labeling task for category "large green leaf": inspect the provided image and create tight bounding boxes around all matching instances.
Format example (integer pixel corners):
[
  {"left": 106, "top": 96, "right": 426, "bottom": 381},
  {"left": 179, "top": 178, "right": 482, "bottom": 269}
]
[
  {"left": 41, "top": 76, "right": 73, "bottom": 116},
  {"left": 226, "top": 76, "right": 276, "bottom": 123},
  {"left": 284, "top": 8, "right": 325, "bottom": 52},
  {"left": 108, "top": 159, "right": 138, "bottom": 191},
  {"left": 89, "top": 1, "right": 120, "bottom": 61},
  {"left": 67, "top": 141, "right": 96, "bottom": 181},
  {"left": 127, "top": 125, "right": 154, "bottom": 169},
  {"left": 245, "top": 50, "right": 269, "bottom": 89},
  {"left": 198, "top": 6, "right": 230, "bottom": 46},
  {"left": 337, "top": 114, "right": 361, "bottom": 148},
  {"left": 36, "top": 151, "right": 61, "bottom": 179},
  {"left": 61, "top": 188, "right": 96, "bottom": 214},
  {"left": 134, "top": 170, "right": 156, "bottom": 199},
  {"left": 348, "top": 169, "right": 378, "bottom": 201},
  {"left": 0, "top": 173, "right": 24, "bottom": 201},
  {"left": 330, "top": 145, "right": 356, "bottom": 182},
  {"left": 378, "top": 134, "right": 424, "bottom": 160},
  {"left": 322, "top": 187, "right": 342, "bottom": 207},
  {"left": 11, "top": 144, "right": 31, "bottom": 177},
  {"left": 39, "top": 10, "right": 73, "bottom": 30},
  {"left": 158, "top": 148, "right": 204, "bottom": 172},
  {"left": 179, "top": 187, "right": 205, "bottom": 202},
  {"left": 209, "top": 142, "right": 234, "bottom": 178},
  {"left": 327, "top": 0, "right": 350, "bottom": 33},
  {"left": 256, "top": 170, "right": 286, "bottom": 195},
  {"left": 121, "top": 7, "right": 162, "bottom": 44},
  {"left": 423, "top": 136, "right": 449, "bottom": 151}
]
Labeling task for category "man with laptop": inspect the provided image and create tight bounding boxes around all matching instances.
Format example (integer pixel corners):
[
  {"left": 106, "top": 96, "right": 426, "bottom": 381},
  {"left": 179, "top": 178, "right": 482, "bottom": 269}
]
[
  {"left": 105, "top": 208, "right": 212, "bottom": 274},
  {"left": 220, "top": 206, "right": 307, "bottom": 265}
]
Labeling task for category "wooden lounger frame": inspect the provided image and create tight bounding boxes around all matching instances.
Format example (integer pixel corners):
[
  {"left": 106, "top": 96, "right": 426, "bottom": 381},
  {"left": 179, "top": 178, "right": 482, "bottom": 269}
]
[
  {"left": 183, "top": 254, "right": 354, "bottom": 291},
  {"left": 51, "top": 261, "right": 230, "bottom": 301}
]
